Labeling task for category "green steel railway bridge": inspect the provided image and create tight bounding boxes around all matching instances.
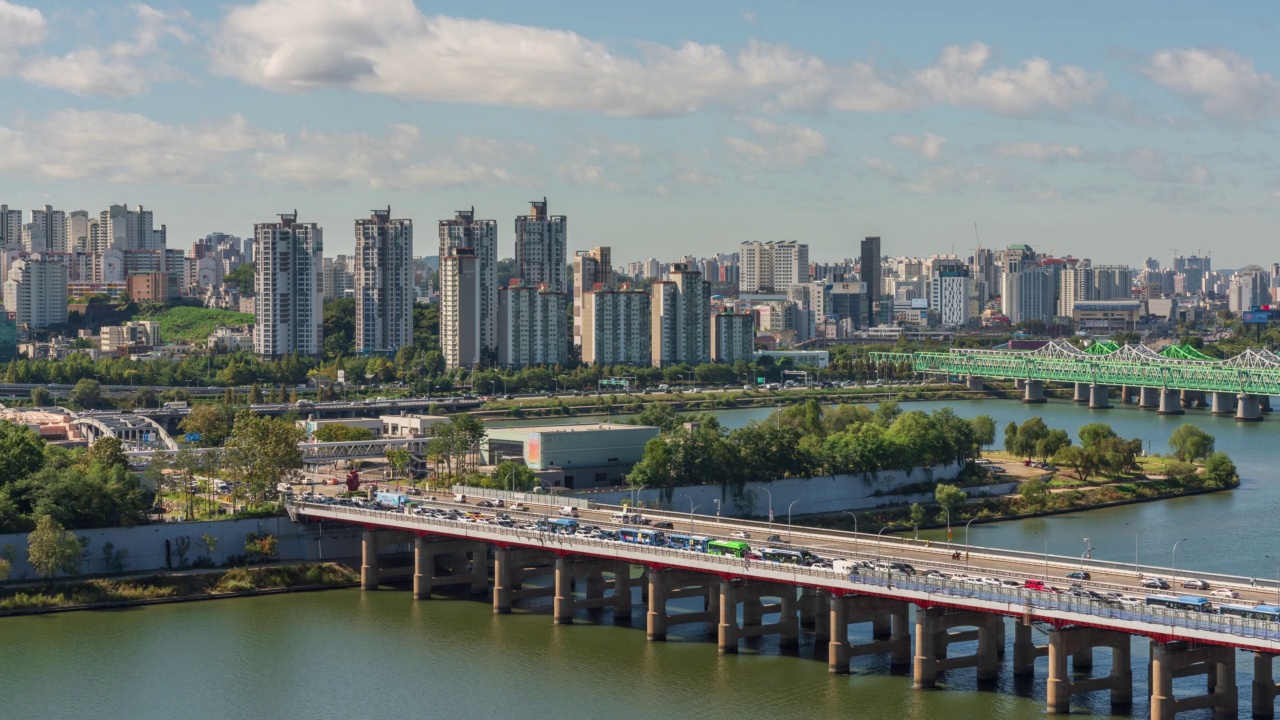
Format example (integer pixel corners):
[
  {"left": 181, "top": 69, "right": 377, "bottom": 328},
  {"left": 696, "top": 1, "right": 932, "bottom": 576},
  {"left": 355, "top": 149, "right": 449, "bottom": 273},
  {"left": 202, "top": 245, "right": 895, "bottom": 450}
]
[{"left": 871, "top": 340, "right": 1280, "bottom": 421}]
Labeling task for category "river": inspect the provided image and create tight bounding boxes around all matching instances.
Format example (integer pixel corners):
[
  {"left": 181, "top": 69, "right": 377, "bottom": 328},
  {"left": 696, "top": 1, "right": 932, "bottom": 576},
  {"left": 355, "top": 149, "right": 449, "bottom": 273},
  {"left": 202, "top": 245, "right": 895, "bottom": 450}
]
[{"left": 6, "top": 398, "right": 1272, "bottom": 719}]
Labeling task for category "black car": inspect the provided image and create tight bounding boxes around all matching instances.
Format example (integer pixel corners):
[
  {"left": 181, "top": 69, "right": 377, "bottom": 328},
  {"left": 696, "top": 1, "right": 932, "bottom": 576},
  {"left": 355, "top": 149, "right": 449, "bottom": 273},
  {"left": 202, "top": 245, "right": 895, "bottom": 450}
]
[{"left": 1066, "top": 571, "right": 1091, "bottom": 581}]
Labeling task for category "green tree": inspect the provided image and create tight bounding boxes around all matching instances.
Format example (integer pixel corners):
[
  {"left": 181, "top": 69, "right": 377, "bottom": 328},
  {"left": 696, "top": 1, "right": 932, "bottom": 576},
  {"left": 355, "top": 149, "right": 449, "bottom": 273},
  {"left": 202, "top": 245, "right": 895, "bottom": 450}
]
[
  {"left": 29, "top": 386, "right": 51, "bottom": 406},
  {"left": 27, "top": 515, "right": 82, "bottom": 579},
  {"left": 1003, "top": 421, "right": 1019, "bottom": 455},
  {"left": 223, "top": 262, "right": 255, "bottom": 292},
  {"left": 131, "top": 387, "right": 158, "bottom": 409},
  {"left": 387, "top": 447, "right": 411, "bottom": 482},
  {"left": 1035, "top": 429, "right": 1071, "bottom": 462},
  {"left": 872, "top": 400, "right": 902, "bottom": 428},
  {"left": 0, "top": 421, "right": 46, "bottom": 488},
  {"left": 1078, "top": 422, "right": 1118, "bottom": 451},
  {"left": 1013, "top": 417, "right": 1050, "bottom": 460},
  {"left": 909, "top": 502, "right": 926, "bottom": 537},
  {"left": 248, "top": 383, "right": 263, "bottom": 404},
  {"left": 178, "top": 404, "right": 236, "bottom": 447},
  {"left": 312, "top": 424, "right": 376, "bottom": 442},
  {"left": 1203, "top": 452, "right": 1239, "bottom": 487},
  {"left": 934, "top": 483, "right": 967, "bottom": 518},
  {"left": 87, "top": 436, "right": 128, "bottom": 471},
  {"left": 492, "top": 459, "right": 536, "bottom": 491},
  {"left": 1018, "top": 477, "right": 1049, "bottom": 510},
  {"left": 69, "top": 378, "right": 102, "bottom": 408},
  {"left": 222, "top": 412, "right": 304, "bottom": 507},
  {"left": 1168, "top": 424, "right": 1215, "bottom": 463},
  {"left": 970, "top": 415, "right": 997, "bottom": 451}
]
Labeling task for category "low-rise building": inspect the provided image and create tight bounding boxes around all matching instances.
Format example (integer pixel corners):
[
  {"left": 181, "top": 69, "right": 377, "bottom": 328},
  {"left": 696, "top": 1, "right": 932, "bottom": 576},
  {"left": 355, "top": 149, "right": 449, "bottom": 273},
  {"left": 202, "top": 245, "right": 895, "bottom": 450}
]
[
  {"left": 1073, "top": 300, "right": 1143, "bottom": 333},
  {"left": 207, "top": 325, "right": 254, "bottom": 353},
  {"left": 380, "top": 414, "right": 450, "bottom": 438},
  {"left": 100, "top": 320, "right": 159, "bottom": 354},
  {"left": 753, "top": 350, "right": 830, "bottom": 369},
  {"left": 481, "top": 423, "right": 660, "bottom": 489}
]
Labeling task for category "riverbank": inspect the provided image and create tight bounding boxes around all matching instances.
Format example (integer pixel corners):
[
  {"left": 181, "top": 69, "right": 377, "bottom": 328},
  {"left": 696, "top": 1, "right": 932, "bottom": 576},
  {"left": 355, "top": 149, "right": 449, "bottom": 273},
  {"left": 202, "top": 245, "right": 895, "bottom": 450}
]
[{"left": 0, "top": 562, "right": 358, "bottom": 616}]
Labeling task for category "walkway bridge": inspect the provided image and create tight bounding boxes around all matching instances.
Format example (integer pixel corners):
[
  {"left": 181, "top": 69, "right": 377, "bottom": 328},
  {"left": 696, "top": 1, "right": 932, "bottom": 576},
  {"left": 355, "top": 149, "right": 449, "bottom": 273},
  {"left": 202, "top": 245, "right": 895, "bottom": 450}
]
[
  {"left": 291, "top": 497, "right": 1280, "bottom": 718},
  {"left": 71, "top": 412, "right": 178, "bottom": 450},
  {"left": 872, "top": 342, "right": 1280, "bottom": 419}
]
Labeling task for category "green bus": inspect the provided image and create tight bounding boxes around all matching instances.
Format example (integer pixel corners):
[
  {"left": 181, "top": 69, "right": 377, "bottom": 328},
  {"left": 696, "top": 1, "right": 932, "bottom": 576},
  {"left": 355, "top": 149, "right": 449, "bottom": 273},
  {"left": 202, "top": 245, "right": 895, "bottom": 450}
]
[{"left": 707, "top": 540, "right": 751, "bottom": 558}]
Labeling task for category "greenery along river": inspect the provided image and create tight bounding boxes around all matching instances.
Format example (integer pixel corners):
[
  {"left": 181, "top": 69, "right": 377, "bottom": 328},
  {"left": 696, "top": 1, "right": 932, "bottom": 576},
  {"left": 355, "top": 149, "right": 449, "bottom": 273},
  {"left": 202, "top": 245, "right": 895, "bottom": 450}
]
[{"left": 4, "top": 397, "right": 1271, "bottom": 720}]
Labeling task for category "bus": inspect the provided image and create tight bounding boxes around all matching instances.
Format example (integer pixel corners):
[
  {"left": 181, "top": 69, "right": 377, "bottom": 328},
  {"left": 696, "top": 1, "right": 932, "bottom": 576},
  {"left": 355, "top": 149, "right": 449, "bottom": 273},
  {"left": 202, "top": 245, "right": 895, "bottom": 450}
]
[
  {"left": 545, "top": 518, "right": 579, "bottom": 535},
  {"left": 758, "top": 547, "right": 818, "bottom": 566},
  {"left": 1145, "top": 595, "right": 1213, "bottom": 612},
  {"left": 1219, "top": 604, "right": 1280, "bottom": 621},
  {"left": 707, "top": 540, "right": 751, "bottom": 558},
  {"left": 619, "top": 528, "right": 665, "bottom": 546},
  {"left": 667, "top": 535, "right": 710, "bottom": 552}
]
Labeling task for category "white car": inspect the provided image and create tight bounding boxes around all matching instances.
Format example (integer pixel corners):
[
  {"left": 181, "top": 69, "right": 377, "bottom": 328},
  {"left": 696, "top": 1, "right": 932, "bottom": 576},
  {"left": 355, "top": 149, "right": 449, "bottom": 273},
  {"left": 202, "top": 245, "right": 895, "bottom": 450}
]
[
  {"left": 1211, "top": 588, "right": 1241, "bottom": 599},
  {"left": 730, "top": 531, "right": 751, "bottom": 539},
  {"left": 1117, "top": 596, "right": 1142, "bottom": 606}
]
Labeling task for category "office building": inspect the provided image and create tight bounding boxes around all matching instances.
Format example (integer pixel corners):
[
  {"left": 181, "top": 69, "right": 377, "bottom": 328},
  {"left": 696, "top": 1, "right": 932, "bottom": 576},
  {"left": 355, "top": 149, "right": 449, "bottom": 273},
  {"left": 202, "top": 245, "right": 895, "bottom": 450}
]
[
  {"left": 1228, "top": 265, "right": 1270, "bottom": 314},
  {"left": 927, "top": 257, "right": 971, "bottom": 327},
  {"left": 651, "top": 263, "right": 710, "bottom": 367},
  {"left": 711, "top": 311, "right": 754, "bottom": 363},
  {"left": 572, "top": 247, "right": 613, "bottom": 349},
  {"left": 354, "top": 207, "right": 414, "bottom": 354},
  {"left": 740, "top": 240, "right": 809, "bottom": 292},
  {"left": 439, "top": 208, "right": 497, "bottom": 351},
  {"left": 4, "top": 254, "right": 68, "bottom": 329},
  {"left": 253, "top": 212, "right": 323, "bottom": 357},
  {"left": 440, "top": 247, "right": 480, "bottom": 371},
  {"left": 514, "top": 198, "right": 567, "bottom": 293},
  {"left": 497, "top": 280, "right": 567, "bottom": 368},
  {"left": 581, "top": 283, "right": 650, "bottom": 366},
  {"left": 860, "top": 237, "right": 881, "bottom": 326}
]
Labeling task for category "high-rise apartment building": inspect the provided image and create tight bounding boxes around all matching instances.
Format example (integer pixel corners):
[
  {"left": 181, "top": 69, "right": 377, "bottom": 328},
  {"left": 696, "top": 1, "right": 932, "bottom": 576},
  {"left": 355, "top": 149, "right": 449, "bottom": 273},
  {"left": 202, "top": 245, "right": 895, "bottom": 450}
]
[
  {"left": 1092, "top": 265, "right": 1132, "bottom": 301},
  {"left": 23, "top": 206, "right": 66, "bottom": 253},
  {"left": 439, "top": 208, "right": 497, "bottom": 351},
  {"left": 4, "top": 254, "right": 68, "bottom": 329},
  {"left": 66, "top": 210, "right": 90, "bottom": 252},
  {"left": 651, "top": 263, "right": 710, "bottom": 367},
  {"left": 926, "top": 256, "right": 971, "bottom": 327},
  {"left": 497, "top": 281, "right": 567, "bottom": 368},
  {"left": 514, "top": 198, "right": 567, "bottom": 293},
  {"left": 1000, "top": 247, "right": 1052, "bottom": 324},
  {"left": 0, "top": 205, "right": 20, "bottom": 247},
  {"left": 354, "top": 207, "right": 413, "bottom": 354},
  {"left": 1058, "top": 263, "right": 1092, "bottom": 317},
  {"left": 1173, "top": 255, "right": 1210, "bottom": 296},
  {"left": 860, "top": 237, "right": 881, "bottom": 326},
  {"left": 581, "top": 283, "right": 650, "bottom": 366},
  {"left": 253, "top": 212, "right": 323, "bottom": 357},
  {"left": 572, "top": 247, "right": 613, "bottom": 349},
  {"left": 440, "top": 247, "right": 480, "bottom": 371},
  {"left": 95, "top": 205, "right": 165, "bottom": 251},
  {"left": 739, "top": 240, "right": 809, "bottom": 292},
  {"left": 710, "top": 311, "right": 754, "bottom": 363},
  {"left": 1228, "top": 265, "right": 1270, "bottom": 314},
  {"left": 322, "top": 256, "right": 355, "bottom": 300}
]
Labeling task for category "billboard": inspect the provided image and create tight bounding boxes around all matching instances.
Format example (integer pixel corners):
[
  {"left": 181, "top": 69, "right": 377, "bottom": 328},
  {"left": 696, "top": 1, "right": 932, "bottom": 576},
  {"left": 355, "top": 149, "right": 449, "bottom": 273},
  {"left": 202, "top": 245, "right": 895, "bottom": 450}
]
[
  {"left": 910, "top": 298, "right": 929, "bottom": 309},
  {"left": 1243, "top": 311, "right": 1271, "bottom": 324}
]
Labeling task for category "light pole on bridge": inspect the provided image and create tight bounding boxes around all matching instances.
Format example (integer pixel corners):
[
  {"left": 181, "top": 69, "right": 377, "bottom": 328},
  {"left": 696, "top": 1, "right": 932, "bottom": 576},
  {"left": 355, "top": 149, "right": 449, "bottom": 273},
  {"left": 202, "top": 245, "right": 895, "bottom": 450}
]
[
  {"left": 843, "top": 511, "right": 858, "bottom": 559},
  {"left": 786, "top": 500, "right": 799, "bottom": 544},
  {"left": 876, "top": 526, "right": 889, "bottom": 562},
  {"left": 678, "top": 494, "right": 700, "bottom": 534},
  {"left": 761, "top": 487, "right": 773, "bottom": 533},
  {"left": 1171, "top": 537, "right": 1187, "bottom": 587},
  {"left": 964, "top": 518, "right": 977, "bottom": 568}
]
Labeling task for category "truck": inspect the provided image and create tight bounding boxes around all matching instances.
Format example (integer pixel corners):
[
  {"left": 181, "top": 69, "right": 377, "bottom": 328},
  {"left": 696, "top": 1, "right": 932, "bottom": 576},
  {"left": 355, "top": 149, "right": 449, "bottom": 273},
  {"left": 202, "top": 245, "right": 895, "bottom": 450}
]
[{"left": 376, "top": 491, "right": 411, "bottom": 508}]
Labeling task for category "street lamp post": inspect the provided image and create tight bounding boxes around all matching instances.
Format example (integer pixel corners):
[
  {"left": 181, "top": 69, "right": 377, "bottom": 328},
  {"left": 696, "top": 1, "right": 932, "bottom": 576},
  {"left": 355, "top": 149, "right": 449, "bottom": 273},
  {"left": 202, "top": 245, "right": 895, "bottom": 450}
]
[
  {"left": 786, "top": 500, "right": 799, "bottom": 544},
  {"left": 964, "top": 518, "right": 977, "bottom": 567},
  {"left": 712, "top": 498, "right": 721, "bottom": 522},
  {"left": 876, "top": 526, "right": 889, "bottom": 561},
  {"left": 1034, "top": 531, "right": 1049, "bottom": 580},
  {"left": 761, "top": 487, "right": 773, "bottom": 533},
  {"left": 631, "top": 483, "right": 647, "bottom": 511},
  {"left": 678, "top": 494, "right": 700, "bottom": 534},
  {"left": 1171, "top": 538, "right": 1187, "bottom": 587},
  {"left": 843, "top": 511, "right": 858, "bottom": 558}
]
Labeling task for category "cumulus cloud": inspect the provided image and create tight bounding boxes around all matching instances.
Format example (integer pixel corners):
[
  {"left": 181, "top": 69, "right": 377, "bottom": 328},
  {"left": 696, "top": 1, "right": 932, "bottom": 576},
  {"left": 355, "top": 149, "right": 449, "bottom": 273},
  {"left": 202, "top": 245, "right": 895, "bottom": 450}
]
[
  {"left": 993, "top": 142, "right": 1084, "bottom": 161},
  {"left": 889, "top": 132, "right": 946, "bottom": 160},
  {"left": 210, "top": 0, "right": 1106, "bottom": 118},
  {"left": 1143, "top": 47, "right": 1280, "bottom": 121},
  {"left": 725, "top": 118, "right": 828, "bottom": 169}
]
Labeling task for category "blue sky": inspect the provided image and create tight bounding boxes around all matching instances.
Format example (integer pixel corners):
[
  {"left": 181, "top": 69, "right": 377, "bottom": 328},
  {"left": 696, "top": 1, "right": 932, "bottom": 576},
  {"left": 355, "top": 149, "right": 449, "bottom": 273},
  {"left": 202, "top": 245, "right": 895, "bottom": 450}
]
[{"left": 2, "top": 0, "right": 1279, "bottom": 267}]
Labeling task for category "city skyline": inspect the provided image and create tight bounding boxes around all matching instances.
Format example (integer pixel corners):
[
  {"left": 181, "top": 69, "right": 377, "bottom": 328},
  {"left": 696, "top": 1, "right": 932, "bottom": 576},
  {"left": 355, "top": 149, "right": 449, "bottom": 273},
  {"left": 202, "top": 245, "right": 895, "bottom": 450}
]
[{"left": 0, "top": 1, "right": 1277, "bottom": 264}]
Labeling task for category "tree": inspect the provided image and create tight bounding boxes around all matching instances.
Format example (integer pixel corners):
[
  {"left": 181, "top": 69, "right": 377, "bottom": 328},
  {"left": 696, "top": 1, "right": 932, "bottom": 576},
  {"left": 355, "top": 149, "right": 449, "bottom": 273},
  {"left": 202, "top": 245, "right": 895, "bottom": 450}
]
[
  {"left": 1035, "top": 429, "right": 1071, "bottom": 462},
  {"left": 69, "top": 378, "right": 102, "bottom": 409},
  {"left": 29, "top": 386, "right": 51, "bottom": 406},
  {"left": 492, "top": 459, "right": 536, "bottom": 491},
  {"left": 131, "top": 387, "right": 158, "bottom": 409},
  {"left": 87, "top": 436, "right": 128, "bottom": 471},
  {"left": 223, "top": 262, "right": 255, "bottom": 292},
  {"left": 1203, "top": 452, "right": 1238, "bottom": 487},
  {"left": 387, "top": 447, "right": 411, "bottom": 482},
  {"left": 1003, "top": 421, "right": 1019, "bottom": 455},
  {"left": 934, "top": 483, "right": 967, "bottom": 518},
  {"left": 1018, "top": 478, "right": 1049, "bottom": 510},
  {"left": 1013, "top": 417, "right": 1050, "bottom": 460},
  {"left": 909, "top": 503, "right": 926, "bottom": 537},
  {"left": 0, "top": 421, "right": 45, "bottom": 488},
  {"left": 178, "top": 404, "right": 236, "bottom": 447},
  {"left": 27, "top": 515, "right": 82, "bottom": 579},
  {"left": 312, "top": 424, "right": 376, "bottom": 442},
  {"left": 971, "top": 415, "right": 996, "bottom": 451},
  {"left": 1078, "top": 422, "right": 1118, "bottom": 451},
  {"left": 1052, "top": 446, "right": 1094, "bottom": 481},
  {"left": 1168, "top": 424, "right": 1215, "bottom": 463},
  {"left": 222, "top": 411, "right": 304, "bottom": 507}
]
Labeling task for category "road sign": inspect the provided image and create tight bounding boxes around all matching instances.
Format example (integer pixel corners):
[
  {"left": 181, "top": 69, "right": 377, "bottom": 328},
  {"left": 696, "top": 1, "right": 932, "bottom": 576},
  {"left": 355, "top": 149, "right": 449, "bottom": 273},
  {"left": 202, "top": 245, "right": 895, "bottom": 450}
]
[
  {"left": 337, "top": 370, "right": 346, "bottom": 384},
  {"left": 184, "top": 433, "right": 202, "bottom": 443}
]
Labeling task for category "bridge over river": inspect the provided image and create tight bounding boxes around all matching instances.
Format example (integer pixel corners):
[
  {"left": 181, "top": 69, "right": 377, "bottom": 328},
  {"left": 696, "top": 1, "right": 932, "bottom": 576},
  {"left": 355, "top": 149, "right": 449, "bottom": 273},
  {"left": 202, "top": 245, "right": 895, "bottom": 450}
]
[
  {"left": 873, "top": 341, "right": 1280, "bottom": 420},
  {"left": 290, "top": 496, "right": 1280, "bottom": 719}
]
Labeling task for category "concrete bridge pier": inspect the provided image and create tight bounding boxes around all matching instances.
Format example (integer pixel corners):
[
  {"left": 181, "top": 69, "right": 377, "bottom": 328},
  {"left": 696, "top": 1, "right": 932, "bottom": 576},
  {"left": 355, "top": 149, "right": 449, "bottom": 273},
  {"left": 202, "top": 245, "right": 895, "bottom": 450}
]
[
  {"left": 800, "top": 587, "right": 832, "bottom": 641},
  {"left": 1182, "top": 390, "right": 1206, "bottom": 409},
  {"left": 412, "top": 538, "right": 489, "bottom": 599},
  {"left": 1023, "top": 380, "right": 1047, "bottom": 404},
  {"left": 1237, "top": 394, "right": 1263, "bottom": 422},
  {"left": 648, "top": 569, "right": 721, "bottom": 640},
  {"left": 1044, "top": 627, "right": 1132, "bottom": 714},
  {"left": 718, "top": 581, "right": 799, "bottom": 654},
  {"left": 1158, "top": 389, "right": 1185, "bottom": 415},
  {"left": 361, "top": 530, "right": 380, "bottom": 590},
  {"left": 554, "top": 557, "right": 637, "bottom": 625},
  {"left": 1149, "top": 641, "right": 1237, "bottom": 720},
  {"left": 1013, "top": 621, "right": 1047, "bottom": 677},
  {"left": 1139, "top": 387, "right": 1160, "bottom": 409},
  {"left": 828, "top": 594, "right": 911, "bottom": 674},
  {"left": 1073, "top": 383, "right": 1090, "bottom": 403},
  {"left": 1120, "top": 386, "right": 1133, "bottom": 404},
  {"left": 1253, "top": 652, "right": 1279, "bottom": 718},
  {"left": 1263, "top": 396, "right": 1274, "bottom": 413},
  {"left": 1089, "top": 384, "right": 1112, "bottom": 409},
  {"left": 1015, "top": 379, "right": 1027, "bottom": 391},
  {"left": 1211, "top": 392, "right": 1237, "bottom": 415},
  {"left": 912, "top": 607, "right": 1002, "bottom": 689},
  {"left": 492, "top": 547, "right": 557, "bottom": 614},
  {"left": 966, "top": 376, "right": 984, "bottom": 392}
]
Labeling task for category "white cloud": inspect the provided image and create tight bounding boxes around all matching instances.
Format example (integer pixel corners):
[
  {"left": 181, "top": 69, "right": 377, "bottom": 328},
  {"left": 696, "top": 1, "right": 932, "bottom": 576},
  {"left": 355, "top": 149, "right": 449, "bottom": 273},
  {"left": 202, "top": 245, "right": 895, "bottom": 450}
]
[
  {"left": 0, "top": 1, "right": 44, "bottom": 71},
  {"left": 862, "top": 157, "right": 901, "bottom": 180},
  {"left": 889, "top": 132, "right": 946, "bottom": 160},
  {"left": 1143, "top": 47, "right": 1280, "bottom": 121},
  {"left": 211, "top": 0, "right": 1105, "bottom": 119},
  {"left": 993, "top": 142, "right": 1084, "bottom": 161},
  {"left": 725, "top": 118, "right": 828, "bottom": 169},
  {"left": 15, "top": 4, "right": 189, "bottom": 97}
]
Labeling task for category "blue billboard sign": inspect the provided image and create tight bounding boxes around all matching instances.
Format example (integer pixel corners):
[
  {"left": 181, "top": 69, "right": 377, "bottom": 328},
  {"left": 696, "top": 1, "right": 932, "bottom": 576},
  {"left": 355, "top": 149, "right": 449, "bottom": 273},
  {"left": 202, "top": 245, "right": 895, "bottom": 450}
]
[{"left": 1243, "top": 311, "right": 1271, "bottom": 324}]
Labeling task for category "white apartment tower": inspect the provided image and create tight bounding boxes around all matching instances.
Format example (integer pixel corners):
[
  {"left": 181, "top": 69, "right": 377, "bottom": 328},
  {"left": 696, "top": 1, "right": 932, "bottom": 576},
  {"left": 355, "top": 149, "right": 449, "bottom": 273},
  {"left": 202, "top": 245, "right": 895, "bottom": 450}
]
[
  {"left": 514, "top": 198, "right": 567, "bottom": 294},
  {"left": 497, "top": 281, "right": 568, "bottom": 368},
  {"left": 572, "top": 247, "right": 613, "bottom": 349},
  {"left": 710, "top": 311, "right": 754, "bottom": 363},
  {"left": 581, "top": 283, "right": 650, "bottom": 366},
  {"left": 0, "top": 205, "right": 20, "bottom": 247},
  {"left": 23, "top": 206, "right": 66, "bottom": 253},
  {"left": 354, "top": 207, "right": 414, "bottom": 354},
  {"left": 927, "top": 257, "right": 971, "bottom": 327},
  {"left": 66, "top": 210, "right": 90, "bottom": 252},
  {"left": 253, "top": 212, "right": 323, "bottom": 357},
  {"left": 651, "top": 263, "right": 710, "bottom": 367},
  {"left": 1001, "top": 253, "right": 1052, "bottom": 325},
  {"left": 4, "top": 254, "right": 68, "bottom": 328},
  {"left": 95, "top": 204, "right": 166, "bottom": 251},
  {"left": 439, "top": 208, "right": 497, "bottom": 352},
  {"left": 440, "top": 247, "right": 480, "bottom": 371},
  {"left": 739, "top": 240, "right": 809, "bottom": 292}
]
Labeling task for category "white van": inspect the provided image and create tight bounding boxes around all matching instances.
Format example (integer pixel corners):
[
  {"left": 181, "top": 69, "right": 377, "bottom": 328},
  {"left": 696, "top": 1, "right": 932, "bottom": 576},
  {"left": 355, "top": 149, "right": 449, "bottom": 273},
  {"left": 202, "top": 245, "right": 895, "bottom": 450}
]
[
  {"left": 610, "top": 511, "right": 642, "bottom": 524},
  {"left": 559, "top": 506, "right": 579, "bottom": 518}
]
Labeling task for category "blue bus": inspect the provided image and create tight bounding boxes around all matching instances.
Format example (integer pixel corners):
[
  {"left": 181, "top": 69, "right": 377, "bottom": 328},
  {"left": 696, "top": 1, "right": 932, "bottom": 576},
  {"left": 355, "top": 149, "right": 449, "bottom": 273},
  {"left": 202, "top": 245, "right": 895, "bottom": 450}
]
[
  {"left": 1219, "top": 604, "right": 1280, "bottom": 621},
  {"left": 759, "top": 547, "right": 818, "bottom": 566},
  {"left": 1145, "top": 595, "right": 1213, "bottom": 612},
  {"left": 619, "top": 528, "right": 666, "bottom": 546},
  {"left": 545, "top": 518, "right": 579, "bottom": 534},
  {"left": 667, "top": 534, "right": 709, "bottom": 552}
]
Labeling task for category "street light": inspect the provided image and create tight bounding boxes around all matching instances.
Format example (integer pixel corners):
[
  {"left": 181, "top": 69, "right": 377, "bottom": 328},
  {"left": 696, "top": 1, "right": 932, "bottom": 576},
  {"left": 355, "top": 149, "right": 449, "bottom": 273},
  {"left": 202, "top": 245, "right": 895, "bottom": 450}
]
[
  {"left": 761, "top": 487, "right": 774, "bottom": 532},
  {"left": 876, "top": 526, "right": 889, "bottom": 561},
  {"left": 712, "top": 499, "right": 721, "bottom": 522},
  {"left": 786, "top": 499, "right": 799, "bottom": 544},
  {"left": 1171, "top": 538, "right": 1187, "bottom": 586},
  {"left": 1033, "top": 531, "right": 1049, "bottom": 580},
  {"left": 1080, "top": 537, "right": 1092, "bottom": 571},
  {"left": 964, "top": 518, "right": 977, "bottom": 567},
  {"left": 678, "top": 494, "right": 699, "bottom": 534},
  {"left": 843, "top": 511, "right": 858, "bottom": 559},
  {"left": 631, "top": 483, "right": 648, "bottom": 511}
]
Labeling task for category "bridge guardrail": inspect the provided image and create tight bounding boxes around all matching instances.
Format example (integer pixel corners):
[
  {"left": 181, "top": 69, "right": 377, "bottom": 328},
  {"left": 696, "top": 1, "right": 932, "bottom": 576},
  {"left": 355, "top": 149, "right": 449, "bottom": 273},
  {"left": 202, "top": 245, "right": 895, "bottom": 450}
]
[{"left": 290, "top": 500, "right": 1280, "bottom": 644}]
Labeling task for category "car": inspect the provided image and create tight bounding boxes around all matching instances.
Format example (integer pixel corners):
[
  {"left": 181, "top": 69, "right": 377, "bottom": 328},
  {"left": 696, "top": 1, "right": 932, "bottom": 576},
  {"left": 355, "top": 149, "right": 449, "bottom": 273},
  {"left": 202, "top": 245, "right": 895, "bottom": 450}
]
[
  {"left": 1117, "top": 596, "right": 1142, "bottom": 606},
  {"left": 1141, "top": 577, "right": 1170, "bottom": 589},
  {"left": 924, "top": 570, "right": 952, "bottom": 580},
  {"left": 1066, "top": 571, "right": 1091, "bottom": 581},
  {"left": 652, "top": 521, "right": 674, "bottom": 530},
  {"left": 1182, "top": 579, "right": 1210, "bottom": 590},
  {"left": 1211, "top": 588, "right": 1241, "bottom": 599},
  {"left": 999, "top": 579, "right": 1023, "bottom": 588},
  {"left": 766, "top": 535, "right": 784, "bottom": 544},
  {"left": 730, "top": 531, "right": 751, "bottom": 539},
  {"left": 979, "top": 577, "right": 1002, "bottom": 587},
  {"left": 510, "top": 502, "right": 527, "bottom": 511}
]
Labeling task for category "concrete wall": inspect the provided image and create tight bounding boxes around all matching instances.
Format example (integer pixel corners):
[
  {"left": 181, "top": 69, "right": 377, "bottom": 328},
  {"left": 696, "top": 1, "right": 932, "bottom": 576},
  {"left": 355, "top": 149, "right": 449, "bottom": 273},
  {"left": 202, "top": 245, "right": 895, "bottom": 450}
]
[
  {"left": 0, "top": 517, "right": 367, "bottom": 581},
  {"left": 572, "top": 462, "right": 975, "bottom": 518}
]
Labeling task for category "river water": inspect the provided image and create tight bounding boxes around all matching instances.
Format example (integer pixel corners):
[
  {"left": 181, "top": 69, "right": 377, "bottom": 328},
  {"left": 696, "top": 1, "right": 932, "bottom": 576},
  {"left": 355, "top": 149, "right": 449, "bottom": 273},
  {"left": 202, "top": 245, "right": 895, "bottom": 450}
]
[{"left": 5, "top": 398, "right": 1273, "bottom": 719}]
